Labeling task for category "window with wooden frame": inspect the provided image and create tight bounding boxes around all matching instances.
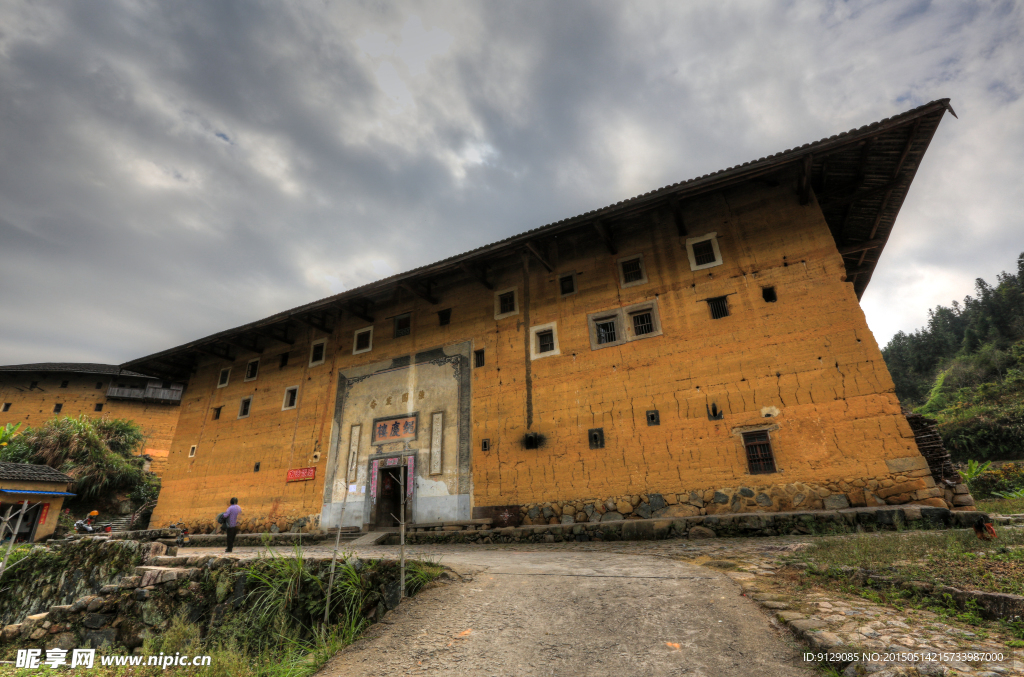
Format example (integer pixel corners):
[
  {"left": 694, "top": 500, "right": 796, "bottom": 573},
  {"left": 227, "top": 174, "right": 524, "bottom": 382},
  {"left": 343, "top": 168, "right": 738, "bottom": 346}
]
[
  {"left": 212, "top": 406, "right": 222, "bottom": 420},
  {"left": 94, "top": 403, "right": 103, "bottom": 412},
  {"left": 707, "top": 296, "right": 730, "bottom": 319},
  {"left": 29, "top": 381, "right": 38, "bottom": 389},
  {"left": 53, "top": 403, "right": 63, "bottom": 413},
  {"left": 244, "top": 359, "right": 260, "bottom": 382},
  {"left": 353, "top": 328, "right": 373, "bottom": 355},
  {"left": 60, "top": 380, "right": 69, "bottom": 388},
  {"left": 618, "top": 255, "right": 648, "bottom": 287},
  {"left": 238, "top": 397, "right": 252, "bottom": 419},
  {"left": 309, "top": 338, "right": 327, "bottom": 366},
  {"left": 393, "top": 313, "right": 411, "bottom": 338},
  {"left": 529, "top": 322, "right": 560, "bottom": 360},
  {"left": 558, "top": 273, "right": 576, "bottom": 296},
  {"left": 494, "top": 288, "right": 519, "bottom": 320},
  {"left": 743, "top": 430, "right": 777, "bottom": 474},
  {"left": 686, "top": 232, "right": 723, "bottom": 271},
  {"left": 217, "top": 368, "right": 231, "bottom": 388},
  {"left": 282, "top": 386, "right": 299, "bottom": 411},
  {"left": 587, "top": 299, "right": 663, "bottom": 350}
]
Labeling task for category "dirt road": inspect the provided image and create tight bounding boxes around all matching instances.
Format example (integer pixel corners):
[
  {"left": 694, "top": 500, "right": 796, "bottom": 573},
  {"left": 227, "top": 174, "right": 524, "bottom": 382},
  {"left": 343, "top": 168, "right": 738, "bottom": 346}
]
[{"left": 316, "top": 547, "right": 813, "bottom": 677}]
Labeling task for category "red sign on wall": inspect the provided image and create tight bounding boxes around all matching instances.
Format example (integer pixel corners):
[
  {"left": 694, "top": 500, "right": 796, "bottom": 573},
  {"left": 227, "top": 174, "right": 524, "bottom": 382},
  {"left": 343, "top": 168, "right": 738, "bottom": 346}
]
[
  {"left": 38, "top": 503, "right": 49, "bottom": 525},
  {"left": 286, "top": 467, "right": 316, "bottom": 482}
]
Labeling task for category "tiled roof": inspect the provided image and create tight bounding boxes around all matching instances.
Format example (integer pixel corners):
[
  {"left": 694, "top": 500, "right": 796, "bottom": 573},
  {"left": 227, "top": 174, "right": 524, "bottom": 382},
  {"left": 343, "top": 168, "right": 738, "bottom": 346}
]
[
  {"left": 0, "top": 462, "right": 74, "bottom": 484},
  {"left": 0, "top": 363, "right": 153, "bottom": 379}
]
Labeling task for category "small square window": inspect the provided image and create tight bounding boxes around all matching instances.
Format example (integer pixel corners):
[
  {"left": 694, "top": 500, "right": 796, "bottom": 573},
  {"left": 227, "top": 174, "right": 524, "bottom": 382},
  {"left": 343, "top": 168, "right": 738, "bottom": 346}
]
[
  {"left": 282, "top": 387, "right": 298, "bottom": 410},
  {"left": 588, "top": 428, "right": 605, "bottom": 449},
  {"left": 189, "top": 445, "right": 197, "bottom": 458},
  {"left": 244, "top": 359, "right": 259, "bottom": 382},
  {"left": 523, "top": 433, "right": 539, "bottom": 449},
  {"left": 53, "top": 403, "right": 63, "bottom": 413},
  {"left": 94, "top": 403, "right": 103, "bottom": 412},
  {"left": 707, "top": 296, "right": 730, "bottom": 320},
  {"left": 762, "top": 287, "right": 777, "bottom": 303},
  {"left": 353, "top": 328, "right": 373, "bottom": 354},
  {"left": 438, "top": 309, "right": 452, "bottom": 326},
  {"left": 95, "top": 382, "right": 103, "bottom": 389},
  {"left": 743, "top": 430, "right": 777, "bottom": 474},
  {"left": 1, "top": 403, "right": 9, "bottom": 412},
  {"left": 596, "top": 318, "right": 618, "bottom": 344},
  {"left": 310, "top": 339, "right": 327, "bottom": 365},
  {"left": 691, "top": 240, "right": 717, "bottom": 266},
  {"left": 537, "top": 330, "right": 555, "bottom": 353},
  {"left": 218, "top": 368, "right": 230, "bottom": 388},
  {"left": 620, "top": 258, "right": 643, "bottom": 283},
  {"left": 213, "top": 406, "right": 222, "bottom": 420},
  {"left": 474, "top": 349, "right": 485, "bottom": 368},
  {"left": 279, "top": 353, "right": 290, "bottom": 368},
  {"left": 59, "top": 380, "right": 69, "bottom": 388},
  {"left": 646, "top": 410, "right": 660, "bottom": 426},
  {"left": 481, "top": 439, "right": 491, "bottom": 451},
  {"left": 499, "top": 292, "right": 515, "bottom": 314},
  {"left": 394, "top": 314, "right": 411, "bottom": 338},
  {"left": 559, "top": 274, "right": 576, "bottom": 296},
  {"left": 239, "top": 397, "right": 252, "bottom": 418},
  {"left": 632, "top": 312, "right": 654, "bottom": 336}
]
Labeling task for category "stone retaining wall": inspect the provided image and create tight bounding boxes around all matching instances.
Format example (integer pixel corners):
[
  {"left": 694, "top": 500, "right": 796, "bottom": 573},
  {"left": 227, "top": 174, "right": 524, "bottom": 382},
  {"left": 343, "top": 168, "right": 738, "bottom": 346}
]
[{"left": 402, "top": 506, "right": 984, "bottom": 545}]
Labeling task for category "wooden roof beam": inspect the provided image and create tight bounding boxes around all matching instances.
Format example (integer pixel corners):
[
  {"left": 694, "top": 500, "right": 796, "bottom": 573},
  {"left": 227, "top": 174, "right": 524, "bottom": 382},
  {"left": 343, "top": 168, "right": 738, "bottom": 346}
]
[
  {"left": 838, "top": 239, "right": 885, "bottom": 256},
  {"left": 193, "top": 344, "right": 235, "bottom": 361},
  {"left": 798, "top": 154, "right": 813, "bottom": 205},
  {"left": 219, "top": 336, "right": 264, "bottom": 354},
  {"left": 343, "top": 302, "right": 374, "bottom": 324},
  {"left": 593, "top": 221, "right": 617, "bottom": 255},
  {"left": 292, "top": 313, "right": 332, "bottom": 334},
  {"left": 251, "top": 326, "right": 295, "bottom": 346},
  {"left": 460, "top": 263, "right": 493, "bottom": 291},
  {"left": 399, "top": 281, "right": 438, "bottom": 305},
  {"left": 524, "top": 241, "right": 553, "bottom": 272}
]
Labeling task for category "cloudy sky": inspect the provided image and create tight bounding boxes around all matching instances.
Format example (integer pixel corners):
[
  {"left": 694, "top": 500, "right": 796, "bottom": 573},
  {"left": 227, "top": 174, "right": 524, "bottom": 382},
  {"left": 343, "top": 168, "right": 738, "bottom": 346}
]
[{"left": 1, "top": 0, "right": 1022, "bottom": 365}]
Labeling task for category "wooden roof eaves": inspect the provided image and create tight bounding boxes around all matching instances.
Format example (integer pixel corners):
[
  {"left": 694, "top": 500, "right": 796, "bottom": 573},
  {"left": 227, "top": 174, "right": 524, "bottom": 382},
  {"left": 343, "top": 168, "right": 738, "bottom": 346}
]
[{"left": 121, "top": 99, "right": 954, "bottom": 373}]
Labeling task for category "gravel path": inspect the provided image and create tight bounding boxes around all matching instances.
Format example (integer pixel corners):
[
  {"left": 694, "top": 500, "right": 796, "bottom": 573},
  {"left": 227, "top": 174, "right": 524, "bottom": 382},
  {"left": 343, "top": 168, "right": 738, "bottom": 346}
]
[{"left": 312, "top": 548, "right": 813, "bottom": 677}]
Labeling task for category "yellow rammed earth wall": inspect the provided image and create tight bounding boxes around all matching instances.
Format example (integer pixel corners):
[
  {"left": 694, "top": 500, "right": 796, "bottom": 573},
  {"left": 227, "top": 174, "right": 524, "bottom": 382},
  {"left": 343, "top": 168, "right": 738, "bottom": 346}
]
[
  {"left": 151, "top": 174, "right": 946, "bottom": 533},
  {"left": 0, "top": 373, "right": 179, "bottom": 476}
]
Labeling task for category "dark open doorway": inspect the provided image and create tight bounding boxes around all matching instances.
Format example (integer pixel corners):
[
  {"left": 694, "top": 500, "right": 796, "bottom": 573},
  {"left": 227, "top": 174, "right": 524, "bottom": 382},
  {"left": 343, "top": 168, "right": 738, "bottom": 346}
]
[
  {"left": 0, "top": 503, "right": 41, "bottom": 544},
  {"left": 374, "top": 467, "right": 403, "bottom": 529}
]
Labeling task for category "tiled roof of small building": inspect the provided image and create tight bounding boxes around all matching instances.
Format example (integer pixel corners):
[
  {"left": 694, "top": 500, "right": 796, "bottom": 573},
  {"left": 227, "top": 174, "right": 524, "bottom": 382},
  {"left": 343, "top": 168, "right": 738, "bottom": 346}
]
[
  {"left": 0, "top": 363, "right": 153, "bottom": 379},
  {"left": 0, "top": 462, "right": 74, "bottom": 484}
]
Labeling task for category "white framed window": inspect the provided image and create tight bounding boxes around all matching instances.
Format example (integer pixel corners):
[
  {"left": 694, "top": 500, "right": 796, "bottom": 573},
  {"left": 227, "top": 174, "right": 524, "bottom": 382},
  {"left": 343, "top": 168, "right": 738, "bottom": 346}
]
[
  {"left": 529, "top": 322, "right": 561, "bottom": 360},
  {"left": 493, "top": 287, "right": 519, "bottom": 320},
  {"left": 244, "top": 358, "right": 260, "bottom": 382},
  {"left": 587, "top": 299, "right": 663, "bottom": 350},
  {"left": 282, "top": 386, "right": 299, "bottom": 411},
  {"left": 188, "top": 445, "right": 197, "bottom": 458},
  {"left": 558, "top": 272, "right": 577, "bottom": 296},
  {"left": 238, "top": 397, "right": 252, "bottom": 419},
  {"left": 353, "top": 327, "right": 373, "bottom": 355},
  {"left": 686, "top": 232, "right": 723, "bottom": 271},
  {"left": 217, "top": 367, "right": 231, "bottom": 388},
  {"left": 309, "top": 338, "right": 327, "bottom": 366},
  {"left": 618, "top": 254, "right": 648, "bottom": 288}
]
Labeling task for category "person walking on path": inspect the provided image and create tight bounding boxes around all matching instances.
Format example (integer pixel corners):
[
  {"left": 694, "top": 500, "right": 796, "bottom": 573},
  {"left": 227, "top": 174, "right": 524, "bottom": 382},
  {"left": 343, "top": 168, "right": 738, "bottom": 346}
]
[{"left": 224, "top": 498, "right": 241, "bottom": 553}]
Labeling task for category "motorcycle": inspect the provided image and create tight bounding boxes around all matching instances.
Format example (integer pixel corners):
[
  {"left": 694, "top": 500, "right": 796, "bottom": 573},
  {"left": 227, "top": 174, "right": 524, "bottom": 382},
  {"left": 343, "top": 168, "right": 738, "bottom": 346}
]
[{"left": 169, "top": 521, "right": 191, "bottom": 547}]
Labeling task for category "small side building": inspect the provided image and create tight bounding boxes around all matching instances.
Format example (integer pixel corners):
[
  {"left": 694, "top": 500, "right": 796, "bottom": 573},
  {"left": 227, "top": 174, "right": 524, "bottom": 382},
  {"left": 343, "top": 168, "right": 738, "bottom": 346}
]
[
  {"left": 0, "top": 364, "right": 185, "bottom": 476},
  {"left": 0, "top": 462, "right": 75, "bottom": 542}
]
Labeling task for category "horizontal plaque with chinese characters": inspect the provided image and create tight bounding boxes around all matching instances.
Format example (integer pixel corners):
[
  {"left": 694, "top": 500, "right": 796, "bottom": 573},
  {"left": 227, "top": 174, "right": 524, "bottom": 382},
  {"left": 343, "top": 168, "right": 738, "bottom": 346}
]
[
  {"left": 286, "top": 467, "right": 316, "bottom": 482},
  {"left": 371, "top": 415, "right": 417, "bottom": 444}
]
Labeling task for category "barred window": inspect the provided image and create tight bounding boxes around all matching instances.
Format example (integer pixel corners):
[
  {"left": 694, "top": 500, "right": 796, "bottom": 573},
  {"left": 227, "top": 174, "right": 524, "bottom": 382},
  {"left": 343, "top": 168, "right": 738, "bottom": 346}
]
[
  {"left": 355, "top": 329, "right": 372, "bottom": 352},
  {"left": 692, "top": 240, "right": 717, "bottom": 266},
  {"left": 620, "top": 258, "right": 644, "bottom": 283},
  {"left": 474, "top": 349, "right": 485, "bottom": 367},
  {"left": 499, "top": 291, "right": 516, "bottom": 314},
  {"left": 394, "top": 314, "right": 411, "bottom": 338},
  {"left": 707, "top": 296, "right": 730, "bottom": 319},
  {"left": 743, "top": 431, "right": 776, "bottom": 474},
  {"left": 537, "top": 330, "right": 555, "bottom": 353},
  {"left": 596, "top": 318, "right": 618, "bottom": 344},
  {"left": 632, "top": 312, "right": 654, "bottom": 336}
]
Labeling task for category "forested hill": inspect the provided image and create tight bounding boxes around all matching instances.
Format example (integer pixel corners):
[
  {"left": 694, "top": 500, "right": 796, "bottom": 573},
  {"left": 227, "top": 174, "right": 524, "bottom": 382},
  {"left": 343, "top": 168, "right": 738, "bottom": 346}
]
[{"left": 881, "top": 252, "right": 1024, "bottom": 462}]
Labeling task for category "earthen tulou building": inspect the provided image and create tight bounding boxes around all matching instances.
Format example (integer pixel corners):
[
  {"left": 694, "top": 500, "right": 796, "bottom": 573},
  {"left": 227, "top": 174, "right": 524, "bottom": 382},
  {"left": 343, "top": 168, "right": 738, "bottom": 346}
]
[
  {"left": 121, "top": 99, "right": 965, "bottom": 535},
  {"left": 0, "top": 364, "right": 184, "bottom": 476}
]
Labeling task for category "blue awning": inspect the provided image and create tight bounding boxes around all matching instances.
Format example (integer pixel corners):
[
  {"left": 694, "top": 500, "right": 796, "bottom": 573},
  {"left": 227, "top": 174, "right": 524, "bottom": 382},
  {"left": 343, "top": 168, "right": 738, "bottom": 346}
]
[{"left": 0, "top": 489, "right": 76, "bottom": 497}]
